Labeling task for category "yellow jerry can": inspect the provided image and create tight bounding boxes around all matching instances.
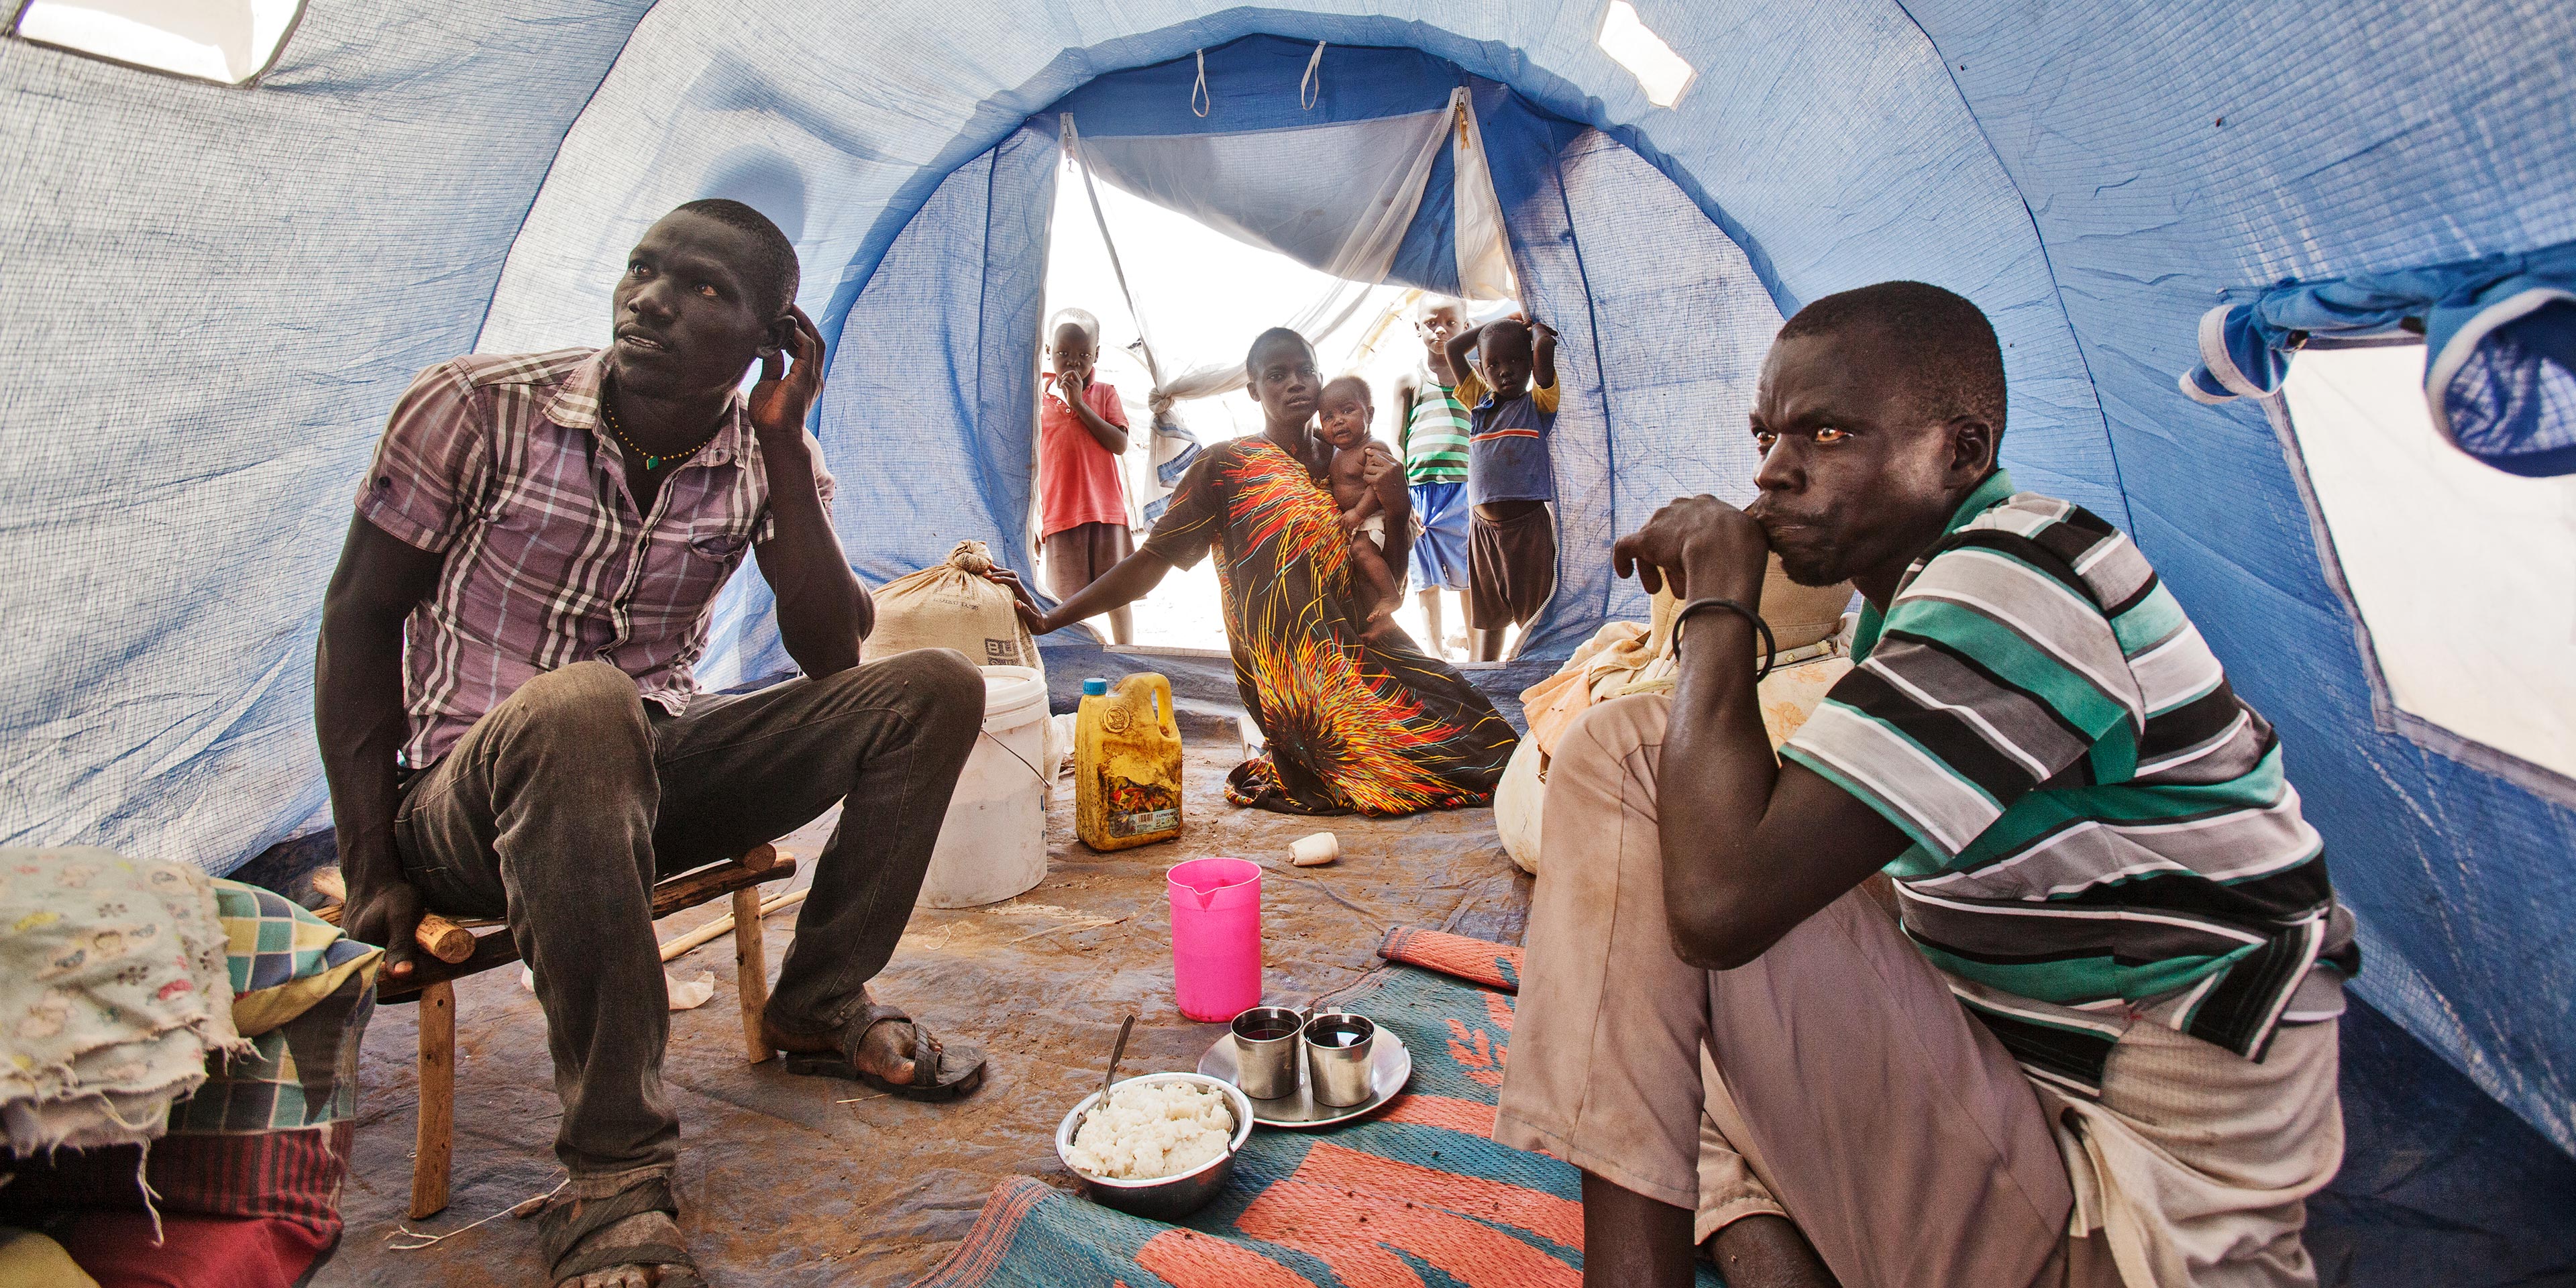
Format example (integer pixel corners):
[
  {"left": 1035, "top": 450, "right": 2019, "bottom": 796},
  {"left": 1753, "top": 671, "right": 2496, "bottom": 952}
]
[{"left": 1073, "top": 674, "right": 1183, "bottom": 851}]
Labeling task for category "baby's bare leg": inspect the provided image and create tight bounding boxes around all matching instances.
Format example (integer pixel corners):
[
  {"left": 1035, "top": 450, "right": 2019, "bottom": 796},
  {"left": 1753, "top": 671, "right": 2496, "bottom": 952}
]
[{"left": 1348, "top": 537, "right": 1403, "bottom": 623}]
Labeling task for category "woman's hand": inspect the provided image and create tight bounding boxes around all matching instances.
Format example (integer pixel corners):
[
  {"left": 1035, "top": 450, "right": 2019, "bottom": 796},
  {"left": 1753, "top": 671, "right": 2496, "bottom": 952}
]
[
  {"left": 1360, "top": 443, "right": 1408, "bottom": 514},
  {"left": 983, "top": 567, "right": 1055, "bottom": 635}
]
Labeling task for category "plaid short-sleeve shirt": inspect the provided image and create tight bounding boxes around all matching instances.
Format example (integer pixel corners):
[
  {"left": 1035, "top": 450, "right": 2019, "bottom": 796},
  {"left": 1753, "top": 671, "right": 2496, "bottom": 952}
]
[{"left": 356, "top": 348, "right": 835, "bottom": 769}]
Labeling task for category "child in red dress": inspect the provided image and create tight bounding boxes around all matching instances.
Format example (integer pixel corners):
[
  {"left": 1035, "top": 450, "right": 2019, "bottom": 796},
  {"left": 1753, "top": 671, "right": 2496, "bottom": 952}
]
[{"left": 1038, "top": 309, "right": 1134, "bottom": 643}]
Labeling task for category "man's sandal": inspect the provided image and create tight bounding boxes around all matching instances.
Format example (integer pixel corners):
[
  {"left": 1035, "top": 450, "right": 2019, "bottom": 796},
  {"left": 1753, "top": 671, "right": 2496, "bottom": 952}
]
[
  {"left": 538, "top": 1174, "right": 704, "bottom": 1288},
  {"left": 761, "top": 1000, "right": 987, "bottom": 1102}
]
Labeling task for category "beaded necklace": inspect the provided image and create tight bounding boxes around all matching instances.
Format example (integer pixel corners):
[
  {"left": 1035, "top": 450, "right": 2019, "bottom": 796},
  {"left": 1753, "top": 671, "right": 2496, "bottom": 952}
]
[{"left": 599, "top": 380, "right": 722, "bottom": 471}]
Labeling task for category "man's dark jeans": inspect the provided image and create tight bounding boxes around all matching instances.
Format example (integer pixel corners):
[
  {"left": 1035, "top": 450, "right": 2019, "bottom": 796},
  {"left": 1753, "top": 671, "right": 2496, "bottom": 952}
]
[{"left": 392, "top": 650, "right": 983, "bottom": 1177}]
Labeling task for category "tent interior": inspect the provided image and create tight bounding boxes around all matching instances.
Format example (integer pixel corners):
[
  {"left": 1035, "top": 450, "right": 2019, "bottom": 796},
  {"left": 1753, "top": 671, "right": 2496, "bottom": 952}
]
[{"left": 4, "top": 0, "right": 2575, "bottom": 1281}]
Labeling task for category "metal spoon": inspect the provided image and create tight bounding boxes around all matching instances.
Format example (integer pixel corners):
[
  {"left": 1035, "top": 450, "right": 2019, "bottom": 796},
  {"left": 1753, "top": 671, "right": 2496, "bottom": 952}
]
[{"left": 1099, "top": 1014, "right": 1136, "bottom": 1104}]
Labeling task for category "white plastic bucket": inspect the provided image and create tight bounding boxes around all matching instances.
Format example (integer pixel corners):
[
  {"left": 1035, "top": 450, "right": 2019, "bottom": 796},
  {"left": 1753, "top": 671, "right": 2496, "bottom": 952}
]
[{"left": 916, "top": 665, "right": 1051, "bottom": 908}]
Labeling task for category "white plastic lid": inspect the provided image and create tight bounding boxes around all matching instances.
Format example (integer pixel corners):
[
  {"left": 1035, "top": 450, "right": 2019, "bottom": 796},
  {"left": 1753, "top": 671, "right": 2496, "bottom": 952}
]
[{"left": 979, "top": 665, "right": 1047, "bottom": 720}]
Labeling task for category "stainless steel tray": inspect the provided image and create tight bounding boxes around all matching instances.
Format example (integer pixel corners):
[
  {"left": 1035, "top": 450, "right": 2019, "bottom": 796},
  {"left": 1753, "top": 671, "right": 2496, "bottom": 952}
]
[{"left": 1197, "top": 1027, "right": 1411, "bottom": 1128}]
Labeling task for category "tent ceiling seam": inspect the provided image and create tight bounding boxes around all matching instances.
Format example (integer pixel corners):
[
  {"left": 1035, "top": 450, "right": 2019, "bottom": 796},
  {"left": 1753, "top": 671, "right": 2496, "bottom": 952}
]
[
  {"left": 977, "top": 148, "right": 998, "bottom": 507},
  {"left": 466, "top": 1, "right": 662, "bottom": 355},
  {"left": 1888, "top": 0, "right": 2134, "bottom": 536}
]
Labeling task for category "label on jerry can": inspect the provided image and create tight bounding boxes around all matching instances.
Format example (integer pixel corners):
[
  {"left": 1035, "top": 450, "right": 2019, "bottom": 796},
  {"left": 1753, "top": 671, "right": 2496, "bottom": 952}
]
[{"left": 1102, "top": 773, "right": 1179, "bottom": 839}]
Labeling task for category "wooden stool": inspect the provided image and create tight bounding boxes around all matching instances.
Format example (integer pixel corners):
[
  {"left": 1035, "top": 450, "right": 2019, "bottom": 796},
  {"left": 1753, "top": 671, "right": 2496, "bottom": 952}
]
[{"left": 361, "top": 845, "right": 797, "bottom": 1219}]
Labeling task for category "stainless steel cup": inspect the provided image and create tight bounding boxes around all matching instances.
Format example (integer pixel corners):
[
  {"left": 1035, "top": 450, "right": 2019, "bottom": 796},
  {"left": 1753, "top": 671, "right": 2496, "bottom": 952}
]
[
  {"left": 1302, "top": 1012, "right": 1377, "bottom": 1108},
  {"left": 1230, "top": 1006, "right": 1306, "bottom": 1100}
]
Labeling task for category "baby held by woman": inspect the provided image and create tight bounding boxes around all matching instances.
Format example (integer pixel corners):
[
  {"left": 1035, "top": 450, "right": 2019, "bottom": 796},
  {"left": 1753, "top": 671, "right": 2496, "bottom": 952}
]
[{"left": 1318, "top": 374, "right": 1405, "bottom": 633}]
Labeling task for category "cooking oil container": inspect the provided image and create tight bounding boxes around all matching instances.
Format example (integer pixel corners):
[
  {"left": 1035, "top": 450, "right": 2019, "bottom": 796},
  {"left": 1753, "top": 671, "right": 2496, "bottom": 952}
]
[{"left": 1074, "top": 674, "right": 1183, "bottom": 851}]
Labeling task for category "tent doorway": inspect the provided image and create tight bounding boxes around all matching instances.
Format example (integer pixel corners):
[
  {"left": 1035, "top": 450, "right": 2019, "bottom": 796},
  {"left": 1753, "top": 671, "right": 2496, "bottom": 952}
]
[
  {"left": 700, "top": 35, "right": 1792, "bottom": 696},
  {"left": 999, "top": 35, "right": 1790, "bottom": 669},
  {"left": 1037, "top": 166, "right": 1466, "bottom": 657}
]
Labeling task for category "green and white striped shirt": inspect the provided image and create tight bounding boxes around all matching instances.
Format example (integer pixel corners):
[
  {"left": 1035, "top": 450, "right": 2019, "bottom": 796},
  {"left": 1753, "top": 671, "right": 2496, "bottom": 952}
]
[
  {"left": 1780, "top": 470, "right": 2352, "bottom": 1092},
  {"left": 1401, "top": 379, "right": 1471, "bottom": 483}
]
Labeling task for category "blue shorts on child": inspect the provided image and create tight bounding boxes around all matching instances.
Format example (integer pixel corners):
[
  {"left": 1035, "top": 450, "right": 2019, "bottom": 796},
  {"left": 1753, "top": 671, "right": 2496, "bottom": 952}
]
[{"left": 1409, "top": 480, "right": 1470, "bottom": 590}]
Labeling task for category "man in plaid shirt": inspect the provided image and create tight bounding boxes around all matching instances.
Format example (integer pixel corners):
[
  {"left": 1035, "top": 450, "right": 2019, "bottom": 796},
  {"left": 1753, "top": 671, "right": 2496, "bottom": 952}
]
[{"left": 317, "top": 200, "right": 988, "bottom": 1287}]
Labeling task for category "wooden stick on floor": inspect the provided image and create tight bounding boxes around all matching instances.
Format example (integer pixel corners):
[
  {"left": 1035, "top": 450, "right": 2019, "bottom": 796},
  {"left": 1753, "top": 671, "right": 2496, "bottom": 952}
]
[
  {"left": 659, "top": 886, "right": 808, "bottom": 962},
  {"left": 409, "top": 979, "right": 457, "bottom": 1220},
  {"left": 731, "top": 886, "right": 772, "bottom": 1065}
]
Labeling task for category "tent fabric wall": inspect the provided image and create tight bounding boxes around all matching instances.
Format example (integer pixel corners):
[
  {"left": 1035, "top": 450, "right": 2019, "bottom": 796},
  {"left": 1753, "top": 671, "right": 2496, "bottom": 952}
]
[
  {"left": 698, "top": 130, "right": 1059, "bottom": 690},
  {"left": 0, "top": 1, "right": 651, "bottom": 872},
  {"left": 3, "top": 0, "right": 2573, "bottom": 1157},
  {"left": 1540, "top": 129, "right": 1787, "bottom": 645},
  {"left": 1908, "top": 0, "right": 2576, "bottom": 1154},
  {"left": 1037, "top": 37, "right": 1504, "bottom": 302},
  {"left": 811, "top": 127, "right": 1059, "bottom": 602}
]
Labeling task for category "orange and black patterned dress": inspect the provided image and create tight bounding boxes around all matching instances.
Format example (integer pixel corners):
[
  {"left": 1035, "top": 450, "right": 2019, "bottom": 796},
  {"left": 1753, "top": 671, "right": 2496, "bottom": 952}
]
[{"left": 1142, "top": 435, "right": 1519, "bottom": 815}]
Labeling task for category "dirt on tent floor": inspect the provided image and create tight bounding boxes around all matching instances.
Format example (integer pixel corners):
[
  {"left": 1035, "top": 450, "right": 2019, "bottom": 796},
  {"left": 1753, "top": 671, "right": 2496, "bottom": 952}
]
[{"left": 322, "top": 734, "right": 1532, "bottom": 1287}]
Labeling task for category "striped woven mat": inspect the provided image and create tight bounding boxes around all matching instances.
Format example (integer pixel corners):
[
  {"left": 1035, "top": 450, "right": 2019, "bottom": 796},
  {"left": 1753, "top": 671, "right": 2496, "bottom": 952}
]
[
  {"left": 1376, "top": 926, "right": 1521, "bottom": 992},
  {"left": 912, "top": 929, "right": 1721, "bottom": 1287}
]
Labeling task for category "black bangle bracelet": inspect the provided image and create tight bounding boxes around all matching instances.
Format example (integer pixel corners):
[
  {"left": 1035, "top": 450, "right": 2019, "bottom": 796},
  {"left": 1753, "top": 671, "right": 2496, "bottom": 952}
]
[{"left": 1674, "top": 596, "right": 1777, "bottom": 680}]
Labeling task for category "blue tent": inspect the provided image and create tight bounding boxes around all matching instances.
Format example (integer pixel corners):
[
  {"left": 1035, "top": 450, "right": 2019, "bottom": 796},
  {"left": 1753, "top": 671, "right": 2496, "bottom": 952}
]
[{"left": 3, "top": 0, "right": 2573, "bottom": 1268}]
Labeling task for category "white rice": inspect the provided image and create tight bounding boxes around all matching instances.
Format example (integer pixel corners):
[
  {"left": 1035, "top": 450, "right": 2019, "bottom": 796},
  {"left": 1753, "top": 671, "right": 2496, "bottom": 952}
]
[{"left": 1064, "top": 1079, "right": 1237, "bottom": 1181}]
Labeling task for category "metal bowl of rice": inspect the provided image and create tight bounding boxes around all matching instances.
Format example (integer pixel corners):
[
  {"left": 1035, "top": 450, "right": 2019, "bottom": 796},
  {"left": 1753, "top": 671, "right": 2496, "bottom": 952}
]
[{"left": 1054, "top": 1072, "right": 1255, "bottom": 1220}]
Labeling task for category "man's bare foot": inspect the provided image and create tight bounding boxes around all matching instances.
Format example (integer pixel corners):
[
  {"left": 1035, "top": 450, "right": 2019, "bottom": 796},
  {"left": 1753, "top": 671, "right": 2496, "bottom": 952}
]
[
  {"left": 561, "top": 1212, "right": 685, "bottom": 1287},
  {"left": 761, "top": 1008, "right": 916, "bottom": 1083},
  {"left": 759, "top": 996, "right": 987, "bottom": 1099},
  {"left": 540, "top": 1174, "right": 702, "bottom": 1288},
  {"left": 845, "top": 1013, "right": 918, "bottom": 1084}
]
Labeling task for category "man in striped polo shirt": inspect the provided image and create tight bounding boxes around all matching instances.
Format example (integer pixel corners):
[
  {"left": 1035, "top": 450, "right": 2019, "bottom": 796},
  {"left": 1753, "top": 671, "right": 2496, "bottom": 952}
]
[
  {"left": 1497, "top": 282, "right": 2353, "bottom": 1288},
  {"left": 1394, "top": 297, "right": 1474, "bottom": 656}
]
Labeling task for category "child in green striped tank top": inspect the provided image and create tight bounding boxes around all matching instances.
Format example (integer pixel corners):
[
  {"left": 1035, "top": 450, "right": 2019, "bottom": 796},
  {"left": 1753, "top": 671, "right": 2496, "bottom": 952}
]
[{"left": 1395, "top": 298, "right": 1474, "bottom": 654}]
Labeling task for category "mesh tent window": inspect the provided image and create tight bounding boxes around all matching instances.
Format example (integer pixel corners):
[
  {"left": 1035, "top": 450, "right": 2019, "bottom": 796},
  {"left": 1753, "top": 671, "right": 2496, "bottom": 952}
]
[{"left": 2271, "top": 343, "right": 2576, "bottom": 802}]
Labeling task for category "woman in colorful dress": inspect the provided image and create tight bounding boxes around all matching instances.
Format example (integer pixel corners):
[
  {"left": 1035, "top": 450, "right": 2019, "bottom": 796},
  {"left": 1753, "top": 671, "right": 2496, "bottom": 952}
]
[{"left": 1005, "top": 328, "right": 1519, "bottom": 815}]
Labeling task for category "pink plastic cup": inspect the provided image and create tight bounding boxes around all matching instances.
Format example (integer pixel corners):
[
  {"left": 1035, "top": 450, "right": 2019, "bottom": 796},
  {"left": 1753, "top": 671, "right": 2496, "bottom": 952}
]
[{"left": 1166, "top": 857, "right": 1263, "bottom": 1022}]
